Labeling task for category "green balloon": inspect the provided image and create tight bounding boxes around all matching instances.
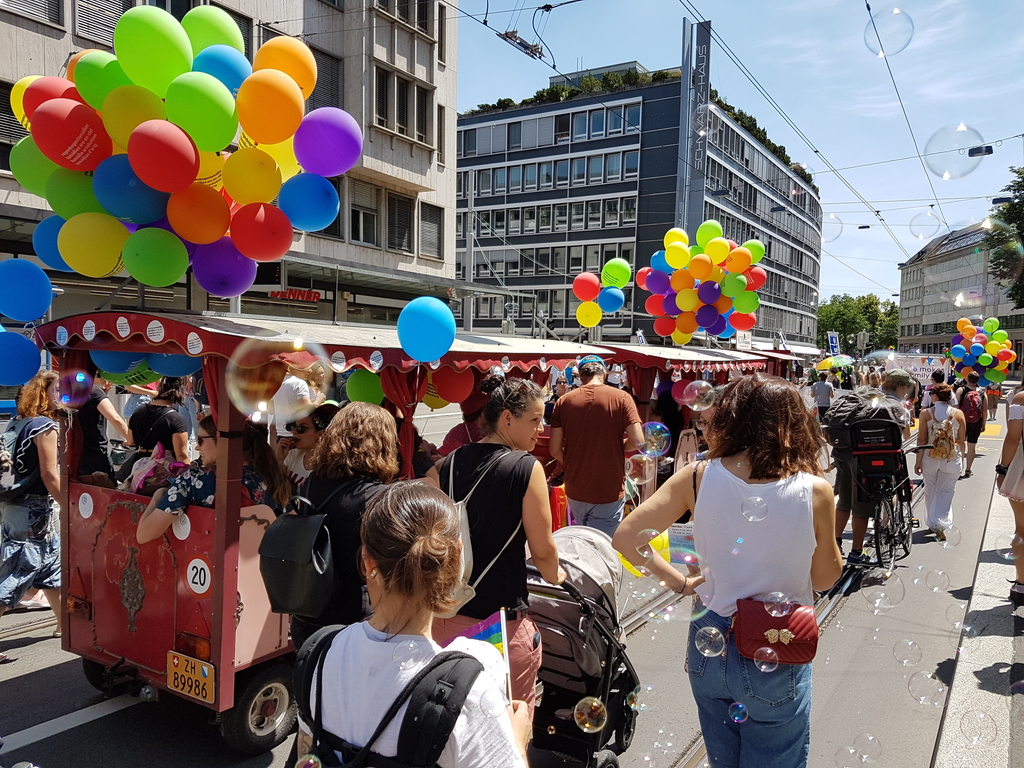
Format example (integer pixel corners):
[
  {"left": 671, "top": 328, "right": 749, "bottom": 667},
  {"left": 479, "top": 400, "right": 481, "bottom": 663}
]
[
  {"left": 47, "top": 168, "right": 105, "bottom": 219},
  {"left": 743, "top": 239, "right": 765, "bottom": 264},
  {"left": 101, "top": 360, "right": 162, "bottom": 386},
  {"left": 732, "top": 290, "right": 760, "bottom": 314},
  {"left": 988, "top": 369, "right": 1007, "bottom": 384},
  {"left": 689, "top": 244, "right": 703, "bottom": 256},
  {"left": 720, "top": 272, "right": 748, "bottom": 298},
  {"left": 983, "top": 317, "right": 999, "bottom": 334},
  {"left": 74, "top": 52, "right": 132, "bottom": 109},
  {"left": 696, "top": 219, "right": 723, "bottom": 248},
  {"left": 993, "top": 330, "right": 1009, "bottom": 343},
  {"left": 165, "top": 72, "right": 238, "bottom": 152},
  {"left": 114, "top": 6, "right": 193, "bottom": 98},
  {"left": 9, "top": 136, "right": 60, "bottom": 197},
  {"left": 601, "top": 257, "right": 632, "bottom": 288},
  {"left": 181, "top": 5, "right": 246, "bottom": 56},
  {"left": 122, "top": 228, "right": 189, "bottom": 287},
  {"left": 977, "top": 353, "right": 993, "bottom": 367},
  {"left": 346, "top": 369, "right": 384, "bottom": 405}
]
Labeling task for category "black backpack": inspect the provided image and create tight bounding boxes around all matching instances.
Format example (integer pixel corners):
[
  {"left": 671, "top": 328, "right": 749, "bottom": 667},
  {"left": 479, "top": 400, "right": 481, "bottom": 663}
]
[
  {"left": 821, "top": 389, "right": 894, "bottom": 457},
  {"left": 295, "top": 626, "right": 484, "bottom": 768}
]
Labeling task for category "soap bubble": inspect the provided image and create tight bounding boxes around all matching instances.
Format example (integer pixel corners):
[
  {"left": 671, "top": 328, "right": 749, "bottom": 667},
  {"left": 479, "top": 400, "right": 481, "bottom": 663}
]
[
  {"left": 226, "top": 336, "right": 333, "bottom": 421},
  {"left": 695, "top": 626, "right": 726, "bottom": 657},
  {"left": 640, "top": 422, "right": 672, "bottom": 458},
  {"left": 295, "top": 756, "right": 324, "bottom": 768},
  {"left": 764, "top": 592, "right": 792, "bottom": 617},
  {"left": 924, "top": 123, "right": 986, "bottom": 180},
  {"left": 59, "top": 370, "right": 95, "bottom": 410},
  {"left": 821, "top": 213, "right": 843, "bottom": 244},
  {"left": 862, "top": 569, "right": 905, "bottom": 607},
  {"left": 868, "top": 595, "right": 894, "bottom": 616},
  {"left": 681, "top": 380, "right": 716, "bottom": 411},
  {"left": 863, "top": 6, "right": 914, "bottom": 56},
  {"left": 728, "top": 702, "right": 748, "bottom": 723},
  {"left": 925, "top": 569, "right": 950, "bottom": 593},
  {"left": 547, "top": 725, "right": 556, "bottom": 735},
  {"left": 626, "top": 687, "right": 639, "bottom": 711},
  {"left": 573, "top": 696, "right": 608, "bottom": 733},
  {"left": 753, "top": 646, "right": 779, "bottom": 673},
  {"left": 834, "top": 746, "right": 860, "bottom": 768},
  {"left": 852, "top": 732, "right": 883, "bottom": 763},
  {"left": 910, "top": 210, "right": 941, "bottom": 240},
  {"left": 634, "top": 528, "right": 660, "bottom": 565},
  {"left": 392, "top": 639, "right": 423, "bottom": 670},
  {"left": 908, "top": 671, "right": 948, "bottom": 706},
  {"left": 892, "top": 639, "right": 922, "bottom": 666},
  {"left": 626, "top": 454, "right": 657, "bottom": 485},
  {"left": 946, "top": 602, "right": 966, "bottom": 628},
  {"left": 960, "top": 710, "right": 997, "bottom": 746},
  {"left": 741, "top": 497, "right": 767, "bottom": 522},
  {"left": 478, "top": 687, "right": 507, "bottom": 718},
  {"left": 941, "top": 526, "right": 962, "bottom": 549},
  {"left": 995, "top": 534, "right": 1021, "bottom": 560},
  {"left": 641, "top": 755, "right": 658, "bottom": 768}
]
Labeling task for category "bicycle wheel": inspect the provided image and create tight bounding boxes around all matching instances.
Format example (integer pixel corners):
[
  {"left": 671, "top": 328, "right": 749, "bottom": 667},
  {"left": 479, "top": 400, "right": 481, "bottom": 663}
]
[
  {"left": 893, "top": 497, "right": 913, "bottom": 561},
  {"left": 874, "top": 498, "right": 899, "bottom": 571}
]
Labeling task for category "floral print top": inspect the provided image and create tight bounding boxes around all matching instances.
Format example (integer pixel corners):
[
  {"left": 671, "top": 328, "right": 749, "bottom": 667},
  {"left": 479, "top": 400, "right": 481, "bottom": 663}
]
[{"left": 157, "top": 464, "right": 280, "bottom": 515}]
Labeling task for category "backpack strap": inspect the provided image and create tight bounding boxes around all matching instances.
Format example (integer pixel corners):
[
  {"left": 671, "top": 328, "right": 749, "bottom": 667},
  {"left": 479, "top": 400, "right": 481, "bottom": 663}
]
[
  {"left": 451, "top": 448, "right": 511, "bottom": 506},
  {"left": 295, "top": 624, "right": 348, "bottom": 726},
  {"left": 470, "top": 518, "right": 523, "bottom": 589}
]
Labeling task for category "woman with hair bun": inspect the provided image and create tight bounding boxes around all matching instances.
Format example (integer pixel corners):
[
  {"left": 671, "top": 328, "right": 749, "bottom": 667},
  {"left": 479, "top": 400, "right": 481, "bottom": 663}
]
[{"left": 433, "top": 375, "right": 565, "bottom": 715}]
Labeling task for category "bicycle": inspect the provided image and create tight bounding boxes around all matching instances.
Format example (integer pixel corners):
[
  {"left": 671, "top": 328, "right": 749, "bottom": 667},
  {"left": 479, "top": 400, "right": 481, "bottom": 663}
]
[{"left": 849, "top": 419, "right": 931, "bottom": 570}]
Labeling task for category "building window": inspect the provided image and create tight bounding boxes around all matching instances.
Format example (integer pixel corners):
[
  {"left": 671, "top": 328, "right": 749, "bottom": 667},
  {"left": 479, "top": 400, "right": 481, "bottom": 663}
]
[
  {"left": 585, "top": 245, "right": 600, "bottom": 271},
  {"left": 508, "top": 209, "right": 521, "bottom": 234},
  {"left": 524, "top": 164, "right": 537, "bottom": 190},
  {"left": 395, "top": 77, "right": 410, "bottom": 135},
  {"left": 553, "top": 247, "right": 567, "bottom": 273},
  {"left": 523, "top": 207, "right": 536, "bottom": 233},
  {"left": 605, "top": 153, "right": 621, "bottom": 181},
  {"left": 589, "top": 155, "right": 604, "bottom": 184},
  {"left": 552, "top": 289, "right": 565, "bottom": 318},
  {"left": 622, "top": 197, "right": 637, "bottom": 224},
  {"left": 624, "top": 150, "right": 639, "bottom": 179},
  {"left": 587, "top": 201, "right": 602, "bottom": 228},
  {"left": 507, "top": 256, "right": 519, "bottom": 276},
  {"left": 569, "top": 246, "right": 583, "bottom": 272},
  {"left": 538, "top": 205, "right": 552, "bottom": 231},
  {"left": 625, "top": 103, "right": 641, "bottom": 132},
  {"left": 457, "top": 131, "right": 464, "bottom": 157},
  {"left": 308, "top": 48, "right": 342, "bottom": 111},
  {"left": 477, "top": 169, "right": 491, "bottom": 196},
  {"left": 437, "top": 4, "right": 447, "bottom": 61},
  {"left": 437, "top": 105, "right": 445, "bottom": 162},
  {"left": 456, "top": 172, "right": 463, "bottom": 197},
  {"left": 556, "top": 159, "right": 569, "bottom": 187},
  {"left": 456, "top": 212, "right": 464, "bottom": 238},
  {"left": 571, "top": 202, "right": 585, "bottom": 230},
  {"left": 508, "top": 122, "right": 522, "bottom": 150},
  {"left": 590, "top": 110, "right": 605, "bottom": 139},
  {"left": 463, "top": 128, "right": 476, "bottom": 156},
  {"left": 476, "top": 211, "right": 490, "bottom": 236},
  {"left": 537, "top": 247, "right": 550, "bottom": 274},
  {"left": 375, "top": 68, "right": 390, "bottom": 127},
  {"left": 555, "top": 113, "right": 571, "bottom": 143},
  {"left": 539, "top": 162, "right": 553, "bottom": 189},
  {"left": 350, "top": 180, "right": 380, "bottom": 246},
  {"left": 509, "top": 166, "right": 521, "bottom": 192},
  {"left": 521, "top": 249, "right": 534, "bottom": 276},
  {"left": 604, "top": 199, "right": 619, "bottom": 227},
  {"left": 493, "top": 167, "right": 506, "bottom": 194},
  {"left": 420, "top": 203, "right": 443, "bottom": 258},
  {"left": 415, "top": 0, "right": 429, "bottom": 32},
  {"left": 396, "top": 0, "right": 410, "bottom": 22},
  {"left": 573, "top": 112, "right": 587, "bottom": 141},
  {"left": 494, "top": 210, "right": 506, "bottom": 235},
  {"left": 554, "top": 204, "right": 568, "bottom": 231},
  {"left": 387, "top": 192, "right": 414, "bottom": 252},
  {"left": 416, "top": 86, "right": 429, "bottom": 143},
  {"left": 572, "top": 157, "right": 587, "bottom": 185},
  {"left": 608, "top": 106, "right": 623, "bottom": 135},
  {"left": 0, "top": 83, "right": 26, "bottom": 171},
  {"left": 78, "top": 0, "right": 135, "bottom": 45}
]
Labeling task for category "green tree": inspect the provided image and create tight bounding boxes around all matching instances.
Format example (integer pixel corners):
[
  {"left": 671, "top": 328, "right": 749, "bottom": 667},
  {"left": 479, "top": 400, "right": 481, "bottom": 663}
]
[
  {"left": 984, "top": 165, "right": 1024, "bottom": 308},
  {"left": 622, "top": 68, "right": 642, "bottom": 87},
  {"left": 579, "top": 75, "right": 601, "bottom": 93},
  {"left": 816, "top": 294, "right": 899, "bottom": 353},
  {"left": 601, "top": 72, "right": 624, "bottom": 91}
]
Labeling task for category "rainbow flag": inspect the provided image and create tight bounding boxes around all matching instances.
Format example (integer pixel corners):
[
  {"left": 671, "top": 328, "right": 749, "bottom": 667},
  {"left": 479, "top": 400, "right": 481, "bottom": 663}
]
[{"left": 448, "top": 612, "right": 505, "bottom": 656}]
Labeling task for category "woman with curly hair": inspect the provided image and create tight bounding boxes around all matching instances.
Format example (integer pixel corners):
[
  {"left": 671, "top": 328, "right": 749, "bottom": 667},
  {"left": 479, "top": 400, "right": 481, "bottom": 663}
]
[
  {"left": 0, "top": 371, "right": 63, "bottom": 656},
  {"left": 288, "top": 402, "right": 399, "bottom": 650}
]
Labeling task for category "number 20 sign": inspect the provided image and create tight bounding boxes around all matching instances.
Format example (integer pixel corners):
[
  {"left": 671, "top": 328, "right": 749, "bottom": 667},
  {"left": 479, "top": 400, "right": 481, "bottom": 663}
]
[{"left": 185, "top": 557, "right": 212, "bottom": 597}]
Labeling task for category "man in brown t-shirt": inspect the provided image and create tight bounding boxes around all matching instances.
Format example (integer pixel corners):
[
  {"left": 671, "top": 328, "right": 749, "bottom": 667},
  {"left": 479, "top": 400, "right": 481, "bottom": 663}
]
[{"left": 549, "top": 356, "right": 644, "bottom": 536}]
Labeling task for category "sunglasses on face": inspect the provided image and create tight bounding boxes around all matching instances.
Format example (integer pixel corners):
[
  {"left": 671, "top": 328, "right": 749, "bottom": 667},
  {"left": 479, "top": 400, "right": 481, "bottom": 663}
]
[
  {"left": 197, "top": 434, "right": 216, "bottom": 446},
  {"left": 286, "top": 423, "right": 311, "bottom": 434}
]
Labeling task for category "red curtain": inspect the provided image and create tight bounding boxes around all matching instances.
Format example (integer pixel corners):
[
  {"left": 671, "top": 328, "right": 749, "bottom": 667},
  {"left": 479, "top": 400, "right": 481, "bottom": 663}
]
[
  {"left": 202, "top": 356, "right": 227, "bottom": 427},
  {"left": 624, "top": 364, "right": 657, "bottom": 423},
  {"left": 381, "top": 367, "right": 428, "bottom": 479},
  {"left": 63, "top": 349, "right": 92, "bottom": 478}
]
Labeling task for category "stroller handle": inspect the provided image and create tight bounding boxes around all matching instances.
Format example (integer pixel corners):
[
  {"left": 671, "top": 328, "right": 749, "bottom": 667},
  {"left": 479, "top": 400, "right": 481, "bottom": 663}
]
[{"left": 526, "top": 563, "right": 586, "bottom": 603}]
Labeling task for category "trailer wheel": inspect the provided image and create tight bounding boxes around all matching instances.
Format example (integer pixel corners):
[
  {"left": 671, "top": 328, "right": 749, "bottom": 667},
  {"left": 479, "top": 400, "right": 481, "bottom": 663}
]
[
  {"left": 220, "top": 663, "right": 297, "bottom": 755},
  {"left": 611, "top": 704, "right": 635, "bottom": 754},
  {"left": 82, "top": 658, "right": 108, "bottom": 693}
]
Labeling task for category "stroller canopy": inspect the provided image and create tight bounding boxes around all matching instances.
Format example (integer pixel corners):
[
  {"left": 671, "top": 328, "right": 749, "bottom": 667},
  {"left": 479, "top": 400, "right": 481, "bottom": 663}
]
[{"left": 552, "top": 526, "right": 623, "bottom": 616}]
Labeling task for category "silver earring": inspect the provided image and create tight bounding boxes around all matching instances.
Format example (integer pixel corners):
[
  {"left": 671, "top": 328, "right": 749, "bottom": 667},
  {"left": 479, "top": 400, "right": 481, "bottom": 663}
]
[{"left": 370, "top": 568, "right": 378, "bottom": 578}]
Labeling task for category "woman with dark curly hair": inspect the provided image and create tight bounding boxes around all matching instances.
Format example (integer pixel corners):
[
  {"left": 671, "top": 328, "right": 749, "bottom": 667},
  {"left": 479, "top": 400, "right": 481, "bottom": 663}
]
[
  {"left": 126, "top": 376, "right": 190, "bottom": 463},
  {"left": 289, "top": 402, "right": 399, "bottom": 650}
]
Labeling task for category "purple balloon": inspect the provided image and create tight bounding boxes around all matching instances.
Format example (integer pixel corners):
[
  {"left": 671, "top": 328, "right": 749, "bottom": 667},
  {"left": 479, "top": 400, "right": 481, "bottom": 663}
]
[
  {"left": 656, "top": 380, "right": 674, "bottom": 396},
  {"left": 951, "top": 333, "right": 964, "bottom": 346},
  {"left": 192, "top": 237, "right": 257, "bottom": 298},
  {"left": 662, "top": 292, "right": 683, "bottom": 317},
  {"left": 695, "top": 304, "right": 720, "bottom": 328},
  {"left": 706, "top": 315, "right": 728, "bottom": 336},
  {"left": 696, "top": 280, "right": 721, "bottom": 305},
  {"left": 954, "top": 362, "right": 964, "bottom": 372},
  {"left": 293, "top": 108, "right": 364, "bottom": 178},
  {"left": 646, "top": 270, "right": 671, "bottom": 295}
]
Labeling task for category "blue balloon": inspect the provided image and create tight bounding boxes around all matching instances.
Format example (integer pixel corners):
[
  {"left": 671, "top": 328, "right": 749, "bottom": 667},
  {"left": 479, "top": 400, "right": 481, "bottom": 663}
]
[
  {"left": 32, "top": 215, "right": 74, "bottom": 272},
  {"left": 147, "top": 353, "right": 202, "bottom": 377},
  {"left": 597, "top": 286, "right": 625, "bottom": 313},
  {"left": 397, "top": 296, "right": 456, "bottom": 362},
  {"left": 650, "top": 250, "right": 672, "bottom": 273},
  {"left": 92, "top": 155, "right": 169, "bottom": 225},
  {"left": 90, "top": 349, "right": 147, "bottom": 374},
  {"left": 962, "top": 354, "right": 977, "bottom": 366},
  {"left": 978, "top": 378, "right": 991, "bottom": 387},
  {"left": 193, "top": 44, "right": 252, "bottom": 96},
  {"left": 969, "top": 343, "right": 984, "bottom": 357},
  {"left": 718, "top": 324, "right": 736, "bottom": 339},
  {"left": 0, "top": 332, "right": 41, "bottom": 386},
  {"left": 0, "top": 260, "right": 52, "bottom": 322},
  {"left": 950, "top": 344, "right": 966, "bottom": 359},
  {"left": 278, "top": 174, "right": 340, "bottom": 232}
]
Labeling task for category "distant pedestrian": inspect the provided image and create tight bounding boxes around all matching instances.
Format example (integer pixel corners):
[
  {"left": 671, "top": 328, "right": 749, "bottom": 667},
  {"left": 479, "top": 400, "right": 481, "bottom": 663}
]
[
  {"left": 985, "top": 382, "right": 1001, "bottom": 421},
  {"left": 914, "top": 384, "right": 966, "bottom": 539},
  {"left": 996, "top": 386, "right": 1024, "bottom": 605},
  {"left": 809, "top": 372, "right": 834, "bottom": 421},
  {"left": 922, "top": 369, "right": 957, "bottom": 408},
  {"left": 954, "top": 371, "right": 987, "bottom": 478}
]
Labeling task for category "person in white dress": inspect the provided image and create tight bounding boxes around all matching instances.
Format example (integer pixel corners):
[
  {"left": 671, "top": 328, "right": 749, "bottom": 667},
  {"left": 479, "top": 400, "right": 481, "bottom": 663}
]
[
  {"left": 914, "top": 383, "right": 966, "bottom": 540},
  {"left": 997, "top": 388, "right": 1024, "bottom": 605}
]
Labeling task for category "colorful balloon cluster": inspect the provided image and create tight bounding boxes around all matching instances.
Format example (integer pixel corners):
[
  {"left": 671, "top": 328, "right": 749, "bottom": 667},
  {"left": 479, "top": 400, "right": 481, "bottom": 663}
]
[
  {"left": 948, "top": 316, "right": 1016, "bottom": 386},
  {"left": 9, "top": 5, "right": 363, "bottom": 298},
  {"left": 572, "top": 258, "right": 633, "bottom": 328},
  {"left": 636, "top": 220, "right": 765, "bottom": 345}
]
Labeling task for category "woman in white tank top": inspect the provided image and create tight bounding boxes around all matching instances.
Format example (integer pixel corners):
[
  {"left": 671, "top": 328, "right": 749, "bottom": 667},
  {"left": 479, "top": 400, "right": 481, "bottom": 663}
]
[
  {"left": 613, "top": 375, "right": 842, "bottom": 768},
  {"left": 913, "top": 383, "right": 966, "bottom": 538}
]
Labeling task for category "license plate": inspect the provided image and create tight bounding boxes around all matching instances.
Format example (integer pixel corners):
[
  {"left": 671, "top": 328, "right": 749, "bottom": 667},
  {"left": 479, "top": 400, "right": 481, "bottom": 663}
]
[{"left": 167, "top": 652, "right": 215, "bottom": 704}]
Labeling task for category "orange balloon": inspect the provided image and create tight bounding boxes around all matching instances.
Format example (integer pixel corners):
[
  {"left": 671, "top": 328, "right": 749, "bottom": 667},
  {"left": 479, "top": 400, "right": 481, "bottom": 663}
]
[
  {"left": 725, "top": 247, "right": 752, "bottom": 274},
  {"left": 688, "top": 253, "right": 713, "bottom": 280},
  {"left": 676, "top": 312, "right": 699, "bottom": 334},
  {"left": 956, "top": 317, "right": 971, "bottom": 332},
  {"left": 236, "top": 70, "right": 304, "bottom": 145},
  {"left": 67, "top": 49, "right": 102, "bottom": 82},
  {"left": 961, "top": 324, "right": 977, "bottom": 339},
  {"left": 713, "top": 295, "right": 733, "bottom": 314},
  {"left": 253, "top": 36, "right": 317, "bottom": 98},
  {"left": 960, "top": 366, "right": 974, "bottom": 377},
  {"left": 167, "top": 183, "right": 230, "bottom": 244},
  {"left": 670, "top": 269, "right": 695, "bottom": 292}
]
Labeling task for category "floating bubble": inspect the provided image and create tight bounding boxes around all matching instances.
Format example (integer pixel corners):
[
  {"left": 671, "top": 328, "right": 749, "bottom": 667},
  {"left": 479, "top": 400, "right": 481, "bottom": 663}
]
[
  {"left": 392, "top": 638, "right": 423, "bottom": 670},
  {"left": 295, "top": 755, "right": 323, "bottom": 768},
  {"left": 869, "top": 595, "right": 894, "bottom": 616},
  {"left": 681, "top": 379, "right": 716, "bottom": 411},
  {"left": 573, "top": 696, "right": 608, "bottom": 734},
  {"left": 59, "top": 370, "right": 94, "bottom": 410},
  {"left": 924, "top": 123, "right": 986, "bottom": 180},
  {"left": 728, "top": 702, "right": 748, "bottom": 723},
  {"left": 764, "top": 592, "right": 792, "bottom": 617},
  {"left": 908, "top": 671, "right": 948, "bottom": 706},
  {"left": 946, "top": 602, "right": 966, "bottom": 628},
  {"left": 834, "top": 746, "right": 860, "bottom": 768},
  {"left": 639, "top": 421, "right": 672, "bottom": 458},
  {"left": 960, "top": 710, "right": 997, "bottom": 746},
  {"left": 478, "top": 687, "right": 507, "bottom": 718},
  {"left": 910, "top": 210, "right": 941, "bottom": 240},
  {"left": 695, "top": 626, "right": 726, "bottom": 657},
  {"left": 626, "top": 687, "right": 639, "bottom": 711},
  {"left": 862, "top": 569, "right": 905, "bottom": 608},
  {"left": 741, "top": 496, "right": 767, "bottom": 522},
  {"left": 626, "top": 454, "right": 657, "bottom": 485},
  {"left": 753, "top": 646, "right": 779, "bottom": 673},
  {"left": 863, "top": 6, "right": 914, "bottom": 56},
  {"left": 925, "top": 569, "right": 950, "bottom": 593},
  {"left": 634, "top": 528, "right": 660, "bottom": 565},
  {"left": 994, "top": 534, "right": 1022, "bottom": 560},
  {"left": 641, "top": 755, "right": 658, "bottom": 768},
  {"left": 821, "top": 213, "right": 843, "bottom": 244},
  {"left": 226, "top": 336, "right": 332, "bottom": 420},
  {"left": 893, "top": 639, "right": 922, "bottom": 666},
  {"left": 941, "top": 526, "right": 962, "bottom": 549},
  {"left": 852, "top": 732, "right": 882, "bottom": 763}
]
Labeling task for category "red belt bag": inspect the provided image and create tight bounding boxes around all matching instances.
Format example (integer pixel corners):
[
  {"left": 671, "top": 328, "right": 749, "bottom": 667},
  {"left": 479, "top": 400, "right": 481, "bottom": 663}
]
[{"left": 731, "top": 598, "right": 819, "bottom": 665}]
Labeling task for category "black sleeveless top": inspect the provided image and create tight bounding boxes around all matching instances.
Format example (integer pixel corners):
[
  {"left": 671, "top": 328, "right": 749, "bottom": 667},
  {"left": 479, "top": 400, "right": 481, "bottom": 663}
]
[{"left": 439, "top": 442, "right": 536, "bottom": 619}]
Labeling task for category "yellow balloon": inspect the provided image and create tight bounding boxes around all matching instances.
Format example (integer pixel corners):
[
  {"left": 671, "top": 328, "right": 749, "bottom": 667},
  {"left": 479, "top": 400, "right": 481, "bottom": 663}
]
[
  {"left": 223, "top": 147, "right": 282, "bottom": 205},
  {"left": 665, "top": 242, "right": 691, "bottom": 269},
  {"left": 101, "top": 84, "right": 167, "bottom": 149},
  {"left": 238, "top": 130, "right": 258, "bottom": 150},
  {"left": 10, "top": 75, "right": 40, "bottom": 130},
  {"left": 676, "top": 288, "right": 700, "bottom": 312},
  {"left": 112, "top": 143, "right": 127, "bottom": 155},
  {"left": 671, "top": 330, "right": 693, "bottom": 345},
  {"left": 576, "top": 301, "right": 602, "bottom": 328},
  {"left": 196, "top": 150, "right": 225, "bottom": 190},
  {"left": 58, "top": 213, "right": 129, "bottom": 278},
  {"left": 708, "top": 265, "right": 726, "bottom": 283},
  {"left": 618, "top": 532, "right": 670, "bottom": 577},
  {"left": 705, "top": 237, "right": 730, "bottom": 264},
  {"left": 985, "top": 340, "right": 1002, "bottom": 355},
  {"left": 423, "top": 378, "right": 449, "bottom": 410},
  {"left": 664, "top": 227, "right": 689, "bottom": 248},
  {"left": 258, "top": 136, "right": 301, "bottom": 180}
]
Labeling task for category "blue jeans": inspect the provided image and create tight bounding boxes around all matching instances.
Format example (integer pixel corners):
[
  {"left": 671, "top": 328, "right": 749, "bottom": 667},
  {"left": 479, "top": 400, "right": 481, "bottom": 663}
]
[
  {"left": 0, "top": 494, "right": 60, "bottom": 608},
  {"left": 567, "top": 498, "right": 624, "bottom": 537},
  {"left": 686, "top": 607, "right": 812, "bottom": 768}
]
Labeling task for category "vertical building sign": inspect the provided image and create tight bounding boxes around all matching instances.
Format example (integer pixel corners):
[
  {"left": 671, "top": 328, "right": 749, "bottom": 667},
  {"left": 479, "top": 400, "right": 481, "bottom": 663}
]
[{"left": 685, "top": 20, "right": 712, "bottom": 235}]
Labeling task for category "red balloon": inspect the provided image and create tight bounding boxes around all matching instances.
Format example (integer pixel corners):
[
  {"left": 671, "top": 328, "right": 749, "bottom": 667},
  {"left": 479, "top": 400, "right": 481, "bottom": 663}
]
[
  {"left": 727, "top": 239, "right": 738, "bottom": 251},
  {"left": 231, "top": 203, "right": 292, "bottom": 262},
  {"left": 128, "top": 120, "right": 199, "bottom": 193},
  {"left": 23, "top": 77, "right": 84, "bottom": 121},
  {"left": 31, "top": 98, "right": 112, "bottom": 171},
  {"left": 997, "top": 349, "right": 1013, "bottom": 362},
  {"left": 743, "top": 266, "right": 767, "bottom": 291},
  {"left": 221, "top": 187, "right": 243, "bottom": 216},
  {"left": 653, "top": 316, "right": 676, "bottom": 337},
  {"left": 729, "top": 312, "right": 757, "bottom": 331},
  {"left": 636, "top": 266, "right": 652, "bottom": 290},
  {"left": 644, "top": 294, "right": 664, "bottom": 316},
  {"left": 432, "top": 367, "right": 475, "bottom": 403},
  {"left": 573, "top": 272, "right": 601, "bottom": 302}
]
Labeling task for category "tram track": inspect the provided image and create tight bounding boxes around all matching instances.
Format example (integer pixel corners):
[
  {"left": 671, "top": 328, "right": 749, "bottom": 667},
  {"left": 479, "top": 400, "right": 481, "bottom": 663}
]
[{"left": 0, "top": 614, "right": 56, "bottom": 642}]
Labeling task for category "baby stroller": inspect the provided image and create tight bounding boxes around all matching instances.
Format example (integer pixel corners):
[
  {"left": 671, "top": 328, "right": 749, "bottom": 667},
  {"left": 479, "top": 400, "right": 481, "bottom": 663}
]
[{"left": 527, "top": 526, "right": 641, "bottom": 767}]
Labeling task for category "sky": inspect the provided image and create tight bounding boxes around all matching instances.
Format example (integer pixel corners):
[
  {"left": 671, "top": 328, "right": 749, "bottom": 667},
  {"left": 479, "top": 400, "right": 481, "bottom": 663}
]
[{"left": 454, "top": 0, "right": 1024, "bottom": 304}]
